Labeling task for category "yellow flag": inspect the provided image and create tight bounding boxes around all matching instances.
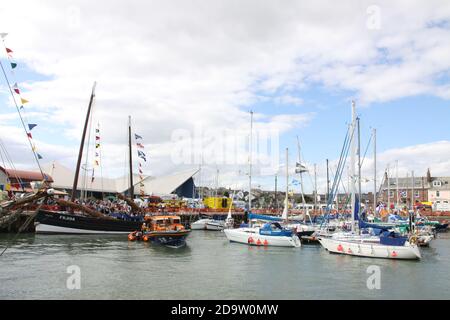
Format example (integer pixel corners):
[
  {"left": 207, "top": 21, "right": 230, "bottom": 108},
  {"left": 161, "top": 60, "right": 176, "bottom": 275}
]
[
  {"left": 6, "top": 183, "right": 11, "bottom": 191},
  {"left": 21, "top": 98, "right": 29, "bottom": 104}
]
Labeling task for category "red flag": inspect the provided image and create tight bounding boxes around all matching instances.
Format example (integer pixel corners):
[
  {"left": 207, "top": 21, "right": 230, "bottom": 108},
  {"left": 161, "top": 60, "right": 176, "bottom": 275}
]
[
  {"left": 6, "top": 48, "right": 12, "bottom": 56},
  {"left": 27, "top": 132, "right": 32, "bottom": 139}
]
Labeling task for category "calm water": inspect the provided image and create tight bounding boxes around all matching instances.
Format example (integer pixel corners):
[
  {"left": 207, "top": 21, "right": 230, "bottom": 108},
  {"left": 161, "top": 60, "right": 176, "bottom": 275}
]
[{"left": 0, "top": 231, "right": 449, "bottom": 299}]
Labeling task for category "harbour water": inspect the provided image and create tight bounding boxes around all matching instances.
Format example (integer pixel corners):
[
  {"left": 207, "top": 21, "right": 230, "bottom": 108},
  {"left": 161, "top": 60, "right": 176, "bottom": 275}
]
[{"left": 0, "top": 231, "right": 449, "bottom": 299}]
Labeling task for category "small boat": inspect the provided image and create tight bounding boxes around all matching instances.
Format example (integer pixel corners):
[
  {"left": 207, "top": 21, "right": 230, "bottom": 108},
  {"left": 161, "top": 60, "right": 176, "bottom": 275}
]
[
  {"left": 205, "top": 219, "right": 225, "bottom": 231},
  {"left": 224, "top": 222, "right": 301, "bottom": 247},
  {"left": 128, "top": 215, "right": 190, "bottom": 248},
  {"left": 318, "top": 231, "right": 421, "bottom": 260}
]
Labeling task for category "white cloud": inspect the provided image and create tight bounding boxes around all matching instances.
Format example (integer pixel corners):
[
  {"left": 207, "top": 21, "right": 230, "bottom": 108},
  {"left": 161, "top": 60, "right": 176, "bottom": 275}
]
[{"left": 0, "top": 0, "right": 449, "bottom": 186}]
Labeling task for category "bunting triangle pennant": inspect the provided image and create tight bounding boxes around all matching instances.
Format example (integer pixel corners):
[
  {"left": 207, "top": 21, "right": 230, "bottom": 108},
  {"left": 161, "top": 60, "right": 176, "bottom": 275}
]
[
  {"left": 95, "top": 143, "right": 100, "bottom": 148},
  {"left": 28, "top": 123, "right": 37, "bottom": 130},
  {"left": 12, "top": 83, "right": 20, "bottom": 94},
  {"left": 5, "top": 48, "right": 12, "bottom": 56},
  {"left": 20, "top": 98, "right": 28, "bottom": 104},
  {"left": 19, "top": 105, "right": 24, "bottom": 110},
  {"left": 135, "top": 134, "right": 143, "bottom": 140},
  {"left": 27, "top": 132, "right": 32, "bottom": 139},
  {"left": 11, "top": 62, "right": 17, "bottom": 69},
  {"left": 37, "top": 153, "right": 43, "bottom": 159},
  {"left": 95, "top": 136, "right": 100, "bottom": 140}
]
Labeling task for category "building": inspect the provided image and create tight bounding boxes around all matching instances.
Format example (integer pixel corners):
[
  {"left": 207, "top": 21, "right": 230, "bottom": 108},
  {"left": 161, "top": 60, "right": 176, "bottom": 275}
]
[
  {"left": 41, "top": 162, "right": 198, "bottom": 199},
  {"left": 0, "top": 166, "right": 53, "bottom": 192},
  {"left": 379, "top": 169, "right": 450, "bottom": 211},
  {"left": 428, "top": 176, "right": 450, "bottom": 211}
]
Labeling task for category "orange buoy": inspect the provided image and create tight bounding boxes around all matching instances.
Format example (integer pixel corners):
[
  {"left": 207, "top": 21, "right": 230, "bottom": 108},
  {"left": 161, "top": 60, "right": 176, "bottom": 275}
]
[
  {"left": 143, "top": 235, "right": 149, "bottom": 242},
  {"left": 337, "top": 244, "right": 344, "bottom": 252},
  {"left": 391, "top": 251, "right": 397, "bottom": 257},
  {"left": 256, "top": 239, "right": 262, "bottom": 246},
  {"left": 263, "top": 239, "right": 269, "bottom": 246}
]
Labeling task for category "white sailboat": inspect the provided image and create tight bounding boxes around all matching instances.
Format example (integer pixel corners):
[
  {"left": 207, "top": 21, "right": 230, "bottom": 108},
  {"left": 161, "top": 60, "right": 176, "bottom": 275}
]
[
  {"left": 223, "top": 115, "right": 301, "bottom": 247},
  {"left": 318, "top": 101, "right": 421, "bottom": 260}
]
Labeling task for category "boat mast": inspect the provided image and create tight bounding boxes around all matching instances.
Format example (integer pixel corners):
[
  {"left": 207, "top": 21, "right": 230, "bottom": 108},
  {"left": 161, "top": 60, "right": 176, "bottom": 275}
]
[
  {"left": 411, "top": 170, "right": 415, "bottom": 211},
  {"left": 387, "top": 164, "right": 390, "bottom": 212},
  {"left": 357, "top": 115, "right": 362, "bottom": 223},
  {"left": 128, "top": 115, "right": 134, "bottom": 199},
  {"left": 326, "top": 159, "right": 330, "bottom": 205},
  {"left": 373, "top": 128, "right": 377, "bottom": 214},
  {"left": 350, "top": 100, "right": 356, "bottom": 232},
  {"left": 396, "top": 160, "right": 399, "bottom": 210},
  {"left": 248, "top": 110, "right": 253, "bottom": 215},
  {"left": 314, "top": 163, "right": 317, "bottom": 214},
  {"left": 282, "top": 147, "right": 289, "bottom": 220},
  {"left": 71, "top": 82, "right": 96, "bottom": 202},
  {"left": 296, "top": 136, "right": 307, "bottom": 222}
]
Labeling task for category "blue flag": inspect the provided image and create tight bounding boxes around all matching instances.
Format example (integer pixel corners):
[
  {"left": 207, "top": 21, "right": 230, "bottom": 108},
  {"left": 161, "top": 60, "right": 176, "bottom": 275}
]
[
  {"left": 135, "top": 134, "right": 143, "bottom": 140},
  {"left": 28, "top": 123, "right": 37, "bottom": 131}
]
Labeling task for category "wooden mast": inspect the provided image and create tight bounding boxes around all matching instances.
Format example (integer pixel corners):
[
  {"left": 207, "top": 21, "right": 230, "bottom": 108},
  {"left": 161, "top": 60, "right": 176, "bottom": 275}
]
[
  {"left": 128, "top": 115, "right": 134, "bottom": 199},
  {"left": 71, "top": 82, "right": 96, "bottom": 202}
]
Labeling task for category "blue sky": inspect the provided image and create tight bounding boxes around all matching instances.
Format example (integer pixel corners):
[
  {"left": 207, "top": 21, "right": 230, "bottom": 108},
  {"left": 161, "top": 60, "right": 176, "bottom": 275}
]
[{"left": 1, "top": 1, "right": 450, "bottom": 193}]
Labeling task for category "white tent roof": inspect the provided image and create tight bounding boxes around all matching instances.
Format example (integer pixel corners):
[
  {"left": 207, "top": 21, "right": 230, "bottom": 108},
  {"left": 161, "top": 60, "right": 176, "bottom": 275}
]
[{"left": 41, "top": 162, "right": 198, "bottom": 196}]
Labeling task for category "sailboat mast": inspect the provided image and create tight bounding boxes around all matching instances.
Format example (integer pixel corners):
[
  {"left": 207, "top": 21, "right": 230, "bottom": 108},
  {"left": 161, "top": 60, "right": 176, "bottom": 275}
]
[
  {"left": 357, "top": 116, "right": 362, "bottom": 221},
  {"left": 314, "top": 163, "right": 317, "bottom": 214},
  {"left": 285, "top": 147, "right": 289, "bottom": 220},
  {"left": 128, "top": 115, "right": 134, "bottom": 199},
  {"left": 248, "top": 110, "right": 253, "bottom": 214},
  {"left": 373, "top": 128, "right": 377, "bottom": 213},
  {"left": 71, "top": 82, "right": 96, "bottom": 202},
  {"left": 296, "top": 136, "right": 307, "bottom": 222},
  {"left": 350, "top": 101, "right": 356, "bottom": 232}
]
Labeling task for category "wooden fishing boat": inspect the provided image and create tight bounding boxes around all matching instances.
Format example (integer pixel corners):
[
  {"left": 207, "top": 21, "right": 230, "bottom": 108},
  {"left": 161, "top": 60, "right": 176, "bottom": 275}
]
[{"left": 128, "top": 215, "right": 190, "bottom": 248}]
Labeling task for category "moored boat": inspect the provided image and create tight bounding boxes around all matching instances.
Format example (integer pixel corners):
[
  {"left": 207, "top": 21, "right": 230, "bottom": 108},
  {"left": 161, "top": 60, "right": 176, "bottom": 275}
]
[
  {"left": 129, "top": 215, "right": 190, "bottom": 248},
  {"left": 224, "top": 222, "right": 301, "bottom": 247}
]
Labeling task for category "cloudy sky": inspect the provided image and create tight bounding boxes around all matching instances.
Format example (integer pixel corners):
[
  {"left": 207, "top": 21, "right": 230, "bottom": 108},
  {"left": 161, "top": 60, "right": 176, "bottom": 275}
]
[{"left": 0, "top": 0, "right": 450, "bottom": 194}]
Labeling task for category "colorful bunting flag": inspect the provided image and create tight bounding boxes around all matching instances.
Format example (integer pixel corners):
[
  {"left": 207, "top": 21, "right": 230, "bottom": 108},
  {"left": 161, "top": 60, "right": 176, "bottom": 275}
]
[
  {"left": 27, "top": 132, "right": 32, "bottom": 139},
  {"left": 135, "top": 134, "right": 143, "bottom": 140},
  {"left": 11, "top": 62, "right": 17, "bottom": 69},
  {"left": 5, "top": 48, "right": 12, "bottom": 56},
  {"left": 12, "top": 83, "right": 20, "bottom": 94},
  {"left": 20, "top": 98, "right": 28, "bottom": 104},
  {"left": 137, "top": 142, "right": 144, "bottom": 148},
  {"left": 37, "top": 154, "right": 43, "bottom": 159},
  {"left": 28, "top": 123, "right": 37, "bottom": 130}
]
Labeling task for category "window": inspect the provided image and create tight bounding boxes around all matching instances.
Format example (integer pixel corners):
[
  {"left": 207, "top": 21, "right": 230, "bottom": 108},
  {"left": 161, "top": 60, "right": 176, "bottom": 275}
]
[
  {"left": 415, "top": 191, "right": 419, "bottom": 198},
  {"left": 389, "top": 191, "right": 394, "bottom": 197},
  {"left": 433, "top": 181, "right": 442, "bottom": 187},
  {"left": 436, "top": 191, "right": 440, "bottom": 197}
]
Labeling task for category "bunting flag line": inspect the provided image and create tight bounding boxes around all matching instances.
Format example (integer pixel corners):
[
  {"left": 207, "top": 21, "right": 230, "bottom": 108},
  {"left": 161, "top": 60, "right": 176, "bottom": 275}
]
[
  {"left": 92, "top": 122, "right": 101, "bottom": 183},
  {"left": 2, "top": 36, "right": 44, "bottom": 162}
]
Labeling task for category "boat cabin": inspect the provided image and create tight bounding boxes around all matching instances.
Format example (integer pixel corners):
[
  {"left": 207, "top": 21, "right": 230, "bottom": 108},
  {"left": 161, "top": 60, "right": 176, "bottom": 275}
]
[{"left": 143, "top": 215, "right": 184, "bottom": 232}]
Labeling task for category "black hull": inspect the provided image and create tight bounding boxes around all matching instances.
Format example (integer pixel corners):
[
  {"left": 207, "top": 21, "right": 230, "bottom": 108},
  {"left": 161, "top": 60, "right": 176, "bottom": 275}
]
[{"left": 35, "top": 210, "right": 142, "bottom": 234}]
